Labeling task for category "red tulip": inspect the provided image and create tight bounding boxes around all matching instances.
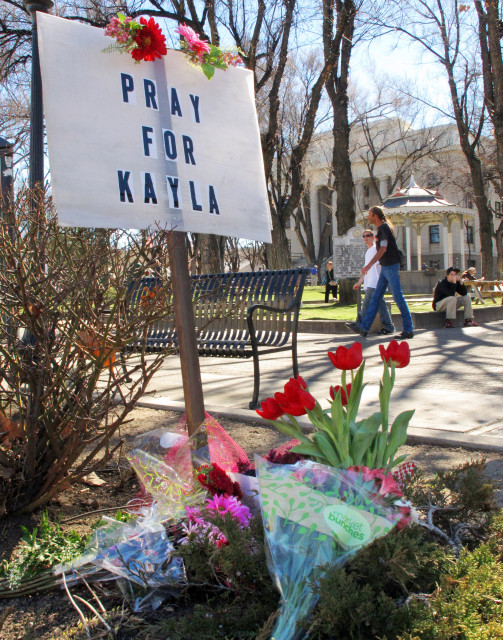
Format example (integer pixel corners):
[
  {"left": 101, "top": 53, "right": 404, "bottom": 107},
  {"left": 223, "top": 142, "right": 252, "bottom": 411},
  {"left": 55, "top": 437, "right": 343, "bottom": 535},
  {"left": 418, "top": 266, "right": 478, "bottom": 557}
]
[
  {"left": 328, "top": 342, "right": 363, "bottom": 370},
  {"left": 256, "top": 397, "right": 284, "bottom": 420},
  {"left": 379, "top": 340, "right": 410, "bottom": 368},
  {"left": 274, "top": 384, "right": 315, "bottom": 416},
  {"left": 329, "top": 383, "right": 352, "bottom": 405}
]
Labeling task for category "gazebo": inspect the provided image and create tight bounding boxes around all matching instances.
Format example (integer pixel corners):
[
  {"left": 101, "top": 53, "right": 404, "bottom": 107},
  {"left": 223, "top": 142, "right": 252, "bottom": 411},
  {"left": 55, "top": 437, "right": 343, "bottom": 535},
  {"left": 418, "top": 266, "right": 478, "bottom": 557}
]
[{"left": 376, "top": 174, "right": 475, "bottom": 271}]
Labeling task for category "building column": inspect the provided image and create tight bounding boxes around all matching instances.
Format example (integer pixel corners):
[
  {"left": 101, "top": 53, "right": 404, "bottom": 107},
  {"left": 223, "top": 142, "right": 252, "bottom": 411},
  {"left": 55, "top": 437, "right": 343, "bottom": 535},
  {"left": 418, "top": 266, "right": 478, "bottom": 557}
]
[
  {"left": 405, "top": 217, "right": 412, "bottom": 271},
  {"left": 442, "top": 216, "right": 449, "bottom": 269},
  {"left": 414, "top": 224, "right": 422, "bottom": 269},
  {"left": 459, "top": 215, "right": 465, "bottom": 270}
]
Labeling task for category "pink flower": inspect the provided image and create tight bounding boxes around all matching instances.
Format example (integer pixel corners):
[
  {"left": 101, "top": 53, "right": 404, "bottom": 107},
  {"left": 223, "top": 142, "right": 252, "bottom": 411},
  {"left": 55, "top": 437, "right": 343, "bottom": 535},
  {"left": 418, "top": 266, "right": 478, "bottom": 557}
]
[
  {"left": 206, "top": 494, "right": 252, "bottom": 528},
  {"left": 175, "top": 23, "right": 211, "bottom": 61}
]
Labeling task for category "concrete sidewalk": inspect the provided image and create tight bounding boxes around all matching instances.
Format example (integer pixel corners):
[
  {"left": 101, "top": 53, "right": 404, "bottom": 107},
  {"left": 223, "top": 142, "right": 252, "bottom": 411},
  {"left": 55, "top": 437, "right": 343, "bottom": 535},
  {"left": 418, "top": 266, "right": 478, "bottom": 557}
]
[{"left": 137, "top": 320, "right": 503, "bottom": 451}]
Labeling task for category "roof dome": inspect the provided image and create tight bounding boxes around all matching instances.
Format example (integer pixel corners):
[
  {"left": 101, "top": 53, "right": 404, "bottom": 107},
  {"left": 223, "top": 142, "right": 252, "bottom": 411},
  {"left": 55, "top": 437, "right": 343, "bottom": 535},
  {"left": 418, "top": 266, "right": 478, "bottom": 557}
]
[{"left": 382, "top": 173, "right": 454, "bottom": 209}]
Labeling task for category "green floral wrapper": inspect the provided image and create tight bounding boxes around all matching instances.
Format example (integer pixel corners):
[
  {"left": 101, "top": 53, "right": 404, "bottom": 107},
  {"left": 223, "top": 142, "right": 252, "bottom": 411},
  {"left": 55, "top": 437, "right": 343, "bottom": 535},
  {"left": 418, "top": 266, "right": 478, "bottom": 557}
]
[{"left": 255, "top": 456, "right": 407, "bottom": 640}]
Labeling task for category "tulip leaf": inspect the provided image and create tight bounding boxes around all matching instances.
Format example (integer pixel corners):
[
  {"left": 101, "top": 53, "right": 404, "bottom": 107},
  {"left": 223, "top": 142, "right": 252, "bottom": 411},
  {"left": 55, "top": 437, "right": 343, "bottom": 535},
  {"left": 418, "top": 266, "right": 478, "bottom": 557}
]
[
  {"left": 273, "top": 420, "right": 311, "bottom": 444},
  {"left": 383, "top": 409, "right": 415, "bottom": 468},
  {"left": 349, "top": 413, "right": 382, "bottom": 465},
  {"left": 313, "top": 431, "right": 340, "bottom": 467},
  {"left": 346, "top": 361, "right": 366, "bottom": 424},
  {"left": 290, "top": 442, "right": 325, "bottom": 458}
]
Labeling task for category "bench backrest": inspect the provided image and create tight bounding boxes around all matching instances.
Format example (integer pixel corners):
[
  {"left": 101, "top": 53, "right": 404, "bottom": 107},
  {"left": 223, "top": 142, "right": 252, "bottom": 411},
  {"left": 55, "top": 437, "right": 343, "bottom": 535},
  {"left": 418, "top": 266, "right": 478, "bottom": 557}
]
[
  {"left": 192, "top": 268, "right": 307, "bottom": 342},
  {"left": 126, "top": 268, "right": 308, "bottom": 347}
]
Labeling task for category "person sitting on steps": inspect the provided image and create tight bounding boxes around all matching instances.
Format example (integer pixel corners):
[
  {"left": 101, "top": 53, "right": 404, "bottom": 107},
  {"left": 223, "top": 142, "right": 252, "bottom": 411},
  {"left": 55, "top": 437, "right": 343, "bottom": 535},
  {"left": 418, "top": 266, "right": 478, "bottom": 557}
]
[{"left": 433, "top": 266, "right": 480, "bottom": 328}]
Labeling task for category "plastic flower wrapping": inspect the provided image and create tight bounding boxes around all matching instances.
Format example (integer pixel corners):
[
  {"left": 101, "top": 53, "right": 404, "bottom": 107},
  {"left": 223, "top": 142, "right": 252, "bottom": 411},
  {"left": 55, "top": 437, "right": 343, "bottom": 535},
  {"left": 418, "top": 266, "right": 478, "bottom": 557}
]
[{"left": 256, "top": 455, "right": 410, "bottom": 640}]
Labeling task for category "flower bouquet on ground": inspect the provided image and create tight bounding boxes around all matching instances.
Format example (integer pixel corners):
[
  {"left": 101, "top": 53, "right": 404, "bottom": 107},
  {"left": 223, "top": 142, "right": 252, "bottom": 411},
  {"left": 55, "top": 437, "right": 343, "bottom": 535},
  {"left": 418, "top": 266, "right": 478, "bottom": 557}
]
[
  {"left": 255, "top": 340, "right": 415, "bottom": 639},
  {"left": 256, "top": 456, "right": 410, "bottom": 640}
]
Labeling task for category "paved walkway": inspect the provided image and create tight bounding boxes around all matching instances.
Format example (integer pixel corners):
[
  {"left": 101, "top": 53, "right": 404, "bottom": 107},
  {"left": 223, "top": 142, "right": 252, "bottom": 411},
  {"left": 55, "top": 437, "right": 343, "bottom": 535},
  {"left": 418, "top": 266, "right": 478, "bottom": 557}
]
[{"left": 137, "top": 320, "right": 503, "bottom": 451}]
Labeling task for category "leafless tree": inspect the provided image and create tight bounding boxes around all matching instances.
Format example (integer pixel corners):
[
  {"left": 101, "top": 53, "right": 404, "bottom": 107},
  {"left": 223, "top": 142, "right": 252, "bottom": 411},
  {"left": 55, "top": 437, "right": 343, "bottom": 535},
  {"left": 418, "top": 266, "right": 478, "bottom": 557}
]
[{"left": 372, "top": 0, "right": 495, "bottom": 277}]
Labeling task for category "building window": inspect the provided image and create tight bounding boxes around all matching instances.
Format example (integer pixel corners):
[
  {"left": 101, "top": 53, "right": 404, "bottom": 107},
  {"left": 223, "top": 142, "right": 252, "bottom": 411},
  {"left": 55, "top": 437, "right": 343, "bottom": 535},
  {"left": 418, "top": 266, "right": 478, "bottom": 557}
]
[
  {"left": 464, "top": 195, "right": 473, "bottom": 209},
  {"left": 466, "top": 225, "right": 474, "bottom": 244},
  {"left": 495, "top": 201, "right": 502, "bottom": 217},
  {"left": 429, "top": 224, "right": 440, "bottom": 244}
]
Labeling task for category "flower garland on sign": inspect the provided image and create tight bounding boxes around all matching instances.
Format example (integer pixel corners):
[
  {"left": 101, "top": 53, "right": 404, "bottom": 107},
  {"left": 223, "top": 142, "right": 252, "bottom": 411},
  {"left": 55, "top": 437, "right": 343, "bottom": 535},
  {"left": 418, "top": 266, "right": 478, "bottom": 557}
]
[
  {"left": 104, "top": 16, "right": 242, "bottom": 78},
  {"left": 175, "top": 24, "right": 242, "bottom": 79},
  {"left": 104, "top": 14, "right": 167, "bottom": 62}
]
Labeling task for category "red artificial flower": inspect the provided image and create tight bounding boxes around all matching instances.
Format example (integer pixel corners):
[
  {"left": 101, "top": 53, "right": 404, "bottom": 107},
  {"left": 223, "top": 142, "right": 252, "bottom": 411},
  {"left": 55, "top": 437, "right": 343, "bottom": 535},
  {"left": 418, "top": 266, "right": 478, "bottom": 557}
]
[
  {"left": 196, "top": 463, "right": 242, "bottom": 499},
  {"left": 379, "top": 340, "right": 410, "bottom": 368},
  {"left": 329, "top": 383, "right": 352, "bottom": 405},
  {"left": 132, "top": 17, "right": 167, "bottom": 62},
  {"left": 328, "top": 342, "right": 363, "bottom": 370},
  {"left": 395, "top": 505, "right": 412, "bottom": 531},
  {"left": 256, "top": 397, "right": 284, "bottom": 420}
]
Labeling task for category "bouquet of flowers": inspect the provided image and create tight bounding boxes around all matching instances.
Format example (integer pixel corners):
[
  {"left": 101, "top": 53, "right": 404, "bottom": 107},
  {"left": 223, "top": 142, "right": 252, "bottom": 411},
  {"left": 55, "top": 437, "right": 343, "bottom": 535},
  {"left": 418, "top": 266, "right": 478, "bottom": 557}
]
[
  {"left": 256, "top": 456, "right": 412, "bottom": 640},
  {"left": 256, "top": 340, "right": 413, "bottom": 471},
  {"left": 255, "top": 340, "right": 415, "bottom": 638}
]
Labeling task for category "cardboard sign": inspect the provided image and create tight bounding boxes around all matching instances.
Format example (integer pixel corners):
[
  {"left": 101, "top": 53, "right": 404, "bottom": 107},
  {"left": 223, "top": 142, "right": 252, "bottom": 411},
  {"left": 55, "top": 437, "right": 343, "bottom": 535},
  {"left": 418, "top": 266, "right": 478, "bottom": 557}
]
[{"left": 37, "top": 14, "right": 272, "bottom": 241}]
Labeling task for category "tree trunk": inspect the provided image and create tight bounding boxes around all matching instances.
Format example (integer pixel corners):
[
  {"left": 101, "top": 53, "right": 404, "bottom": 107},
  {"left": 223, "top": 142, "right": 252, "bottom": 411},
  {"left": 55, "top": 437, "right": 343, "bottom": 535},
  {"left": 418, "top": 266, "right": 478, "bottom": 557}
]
[
  {"left": 338, "top": 278, "right": 357, "bottom": 305},
  {"left": 325, "top": 2, "right": 356, "bottom": 236},
  {"left": 265, "top": 220, "right": 291, "bottom": 269},
  {"left": 196, "top": 233, "right": 225, "bottom": 274}
]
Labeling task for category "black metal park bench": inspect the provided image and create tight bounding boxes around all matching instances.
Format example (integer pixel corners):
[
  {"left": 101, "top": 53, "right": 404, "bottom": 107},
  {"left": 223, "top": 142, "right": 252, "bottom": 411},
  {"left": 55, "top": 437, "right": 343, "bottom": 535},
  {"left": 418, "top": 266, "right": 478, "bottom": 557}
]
[{"left": 125, "top": 268, "right": 308, "bottom": 408}]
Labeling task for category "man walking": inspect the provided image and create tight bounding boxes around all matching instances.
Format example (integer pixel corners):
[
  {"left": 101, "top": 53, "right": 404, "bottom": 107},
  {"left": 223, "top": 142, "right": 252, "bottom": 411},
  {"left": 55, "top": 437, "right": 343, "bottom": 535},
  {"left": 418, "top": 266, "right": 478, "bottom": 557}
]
[
  {"left": 347, "top": 230, "right": 395, "bottom": 335},
  {"left": 348, "top": 206, "right": 414, "bottom": 339},
  {"left": 433, "top": 267, "right": 479, "bottom": 328}
]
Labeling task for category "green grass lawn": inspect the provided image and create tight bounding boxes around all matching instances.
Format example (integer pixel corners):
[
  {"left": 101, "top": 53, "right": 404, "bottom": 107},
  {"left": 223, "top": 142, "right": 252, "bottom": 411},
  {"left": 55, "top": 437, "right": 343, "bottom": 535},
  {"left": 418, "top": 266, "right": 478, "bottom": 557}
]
[{"left": 300, "top": 286, "right": 500, "bottom": 321}]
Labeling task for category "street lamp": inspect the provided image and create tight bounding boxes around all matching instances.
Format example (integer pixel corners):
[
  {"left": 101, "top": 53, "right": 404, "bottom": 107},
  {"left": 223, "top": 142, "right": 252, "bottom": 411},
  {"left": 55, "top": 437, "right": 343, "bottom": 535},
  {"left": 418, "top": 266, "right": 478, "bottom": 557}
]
[{"left": 23, "top": 0, "right": 53, "bottom": 193}]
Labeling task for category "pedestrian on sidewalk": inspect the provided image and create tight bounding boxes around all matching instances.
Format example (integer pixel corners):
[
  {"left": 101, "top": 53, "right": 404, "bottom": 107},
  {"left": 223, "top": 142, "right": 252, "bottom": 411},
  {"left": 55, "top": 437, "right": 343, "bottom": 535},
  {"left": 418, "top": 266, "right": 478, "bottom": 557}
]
[
  {"left": 433, "top": 267, "right": 479, "bottom": 328},
  {"left": 346, "top": 229, "right": 395, "bottom": 335},
  {"left": 322, "top": 260, "right": 338, "bottom": 302},
  {"left": 348, "top": 206, "right": 414, "bottom": 339}
]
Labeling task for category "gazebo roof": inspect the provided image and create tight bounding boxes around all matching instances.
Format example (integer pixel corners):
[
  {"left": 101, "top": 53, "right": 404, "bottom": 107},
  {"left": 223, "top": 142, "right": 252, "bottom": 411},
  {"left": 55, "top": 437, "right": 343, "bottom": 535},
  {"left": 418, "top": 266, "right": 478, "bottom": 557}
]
[{"left": 377, "top": 174, "right": 475, "bottom": 225}]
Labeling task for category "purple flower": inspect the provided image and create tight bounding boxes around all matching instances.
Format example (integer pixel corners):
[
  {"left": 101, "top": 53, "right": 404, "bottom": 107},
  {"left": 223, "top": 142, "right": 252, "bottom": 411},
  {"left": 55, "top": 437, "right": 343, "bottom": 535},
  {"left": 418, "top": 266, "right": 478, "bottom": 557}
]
[{"left": 206, "top": 494, "right": 252, "bottom": 528}]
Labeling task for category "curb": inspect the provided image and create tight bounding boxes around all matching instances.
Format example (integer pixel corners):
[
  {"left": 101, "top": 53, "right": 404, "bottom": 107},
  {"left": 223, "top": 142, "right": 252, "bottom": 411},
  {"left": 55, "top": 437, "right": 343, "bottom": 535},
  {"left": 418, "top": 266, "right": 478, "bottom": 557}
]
[{"left": 299, "top": 305, "right": 503, "bottom": 334}]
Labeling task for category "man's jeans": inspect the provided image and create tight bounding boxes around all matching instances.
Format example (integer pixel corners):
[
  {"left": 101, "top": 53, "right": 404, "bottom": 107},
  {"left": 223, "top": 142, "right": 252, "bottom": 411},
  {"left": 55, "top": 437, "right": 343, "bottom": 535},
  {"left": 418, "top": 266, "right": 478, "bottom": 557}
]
[
  {"left": 359, "top": 263, "right": 414, "bottom": 334},
  {"left": 357, "top": 287, "right": 395, "bottom": 332},
  {"left": 435, "top": 295, "right": 473, "bottom": 320}
]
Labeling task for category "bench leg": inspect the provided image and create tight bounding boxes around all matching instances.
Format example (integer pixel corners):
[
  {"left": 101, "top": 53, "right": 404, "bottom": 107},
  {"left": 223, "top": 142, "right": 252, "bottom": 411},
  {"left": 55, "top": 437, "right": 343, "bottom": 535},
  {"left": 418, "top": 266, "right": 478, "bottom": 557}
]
[
  {"left": 292, "top": 341, "right": 299, "bottom": 379},
  {"left": 119, "top": 352, "right": 132, "bottom": 383},
  {"left": 249, "top": 349, "right": 260, "bottom": 410}
]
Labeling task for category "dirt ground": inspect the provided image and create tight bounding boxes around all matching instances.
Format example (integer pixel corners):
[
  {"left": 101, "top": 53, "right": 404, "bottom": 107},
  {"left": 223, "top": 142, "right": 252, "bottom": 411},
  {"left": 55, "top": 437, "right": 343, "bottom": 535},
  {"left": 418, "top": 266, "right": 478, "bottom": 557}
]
[{"left": 1, "top": 406, "right": 502, "bottom": 640}]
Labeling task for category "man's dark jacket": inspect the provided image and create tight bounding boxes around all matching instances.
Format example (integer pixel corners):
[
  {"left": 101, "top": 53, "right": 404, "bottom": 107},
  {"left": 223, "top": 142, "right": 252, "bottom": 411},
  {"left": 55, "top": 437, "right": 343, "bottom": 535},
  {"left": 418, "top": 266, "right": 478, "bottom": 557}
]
[{"left": 432, "top": 278, "right": 468, "bottom": 310}]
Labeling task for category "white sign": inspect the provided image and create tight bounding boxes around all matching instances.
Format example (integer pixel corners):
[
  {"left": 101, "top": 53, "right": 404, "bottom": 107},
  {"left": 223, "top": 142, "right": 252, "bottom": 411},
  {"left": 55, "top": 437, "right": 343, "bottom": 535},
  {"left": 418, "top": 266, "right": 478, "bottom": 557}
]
[{"left": 37, "top": 14, "right": 272, "bottom": 242}]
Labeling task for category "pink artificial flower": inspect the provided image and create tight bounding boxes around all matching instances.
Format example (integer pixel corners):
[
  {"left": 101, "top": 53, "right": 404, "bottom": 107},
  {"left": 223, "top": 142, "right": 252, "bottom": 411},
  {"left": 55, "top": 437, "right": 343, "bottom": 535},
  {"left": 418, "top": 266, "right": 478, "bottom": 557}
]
[
  {"left": 206, "top": 494, "right": 252, "bottom": 527},
  {"left": 185, "top": 505, "right": 204, "bottom": 524},
  {"left": 175, "top": 23, "right": 211, "bottom": 61},
  {"left": 376, "top": 471, "right": 403, "bottom": 498}
]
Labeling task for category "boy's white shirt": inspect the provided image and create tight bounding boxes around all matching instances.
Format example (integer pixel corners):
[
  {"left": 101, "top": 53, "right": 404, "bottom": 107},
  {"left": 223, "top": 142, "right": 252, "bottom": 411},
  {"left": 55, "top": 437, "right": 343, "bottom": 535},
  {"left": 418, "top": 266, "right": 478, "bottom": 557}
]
[{"left": 363, "top": 244, "right": 381, "bottom": 289}]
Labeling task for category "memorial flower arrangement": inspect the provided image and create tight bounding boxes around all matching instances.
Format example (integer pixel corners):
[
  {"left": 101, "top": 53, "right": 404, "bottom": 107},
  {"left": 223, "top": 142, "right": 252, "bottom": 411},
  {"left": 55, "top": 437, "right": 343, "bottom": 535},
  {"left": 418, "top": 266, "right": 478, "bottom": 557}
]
[
  {"left": 104, "top": 16, "right": 242, "bottom": 78},
  {"left": 255, "top": 340, "right": 416, "bottom": 638},
  {"left": 256, "top": 340, "right": 414, "bottom": 471}
]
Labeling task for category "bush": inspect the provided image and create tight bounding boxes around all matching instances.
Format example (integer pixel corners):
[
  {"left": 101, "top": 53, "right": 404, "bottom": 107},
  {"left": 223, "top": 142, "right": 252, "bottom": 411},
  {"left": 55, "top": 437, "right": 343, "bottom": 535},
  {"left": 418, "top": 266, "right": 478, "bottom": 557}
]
[{"left": 0, "top": 191, "right": 175, "bottom": 515}]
